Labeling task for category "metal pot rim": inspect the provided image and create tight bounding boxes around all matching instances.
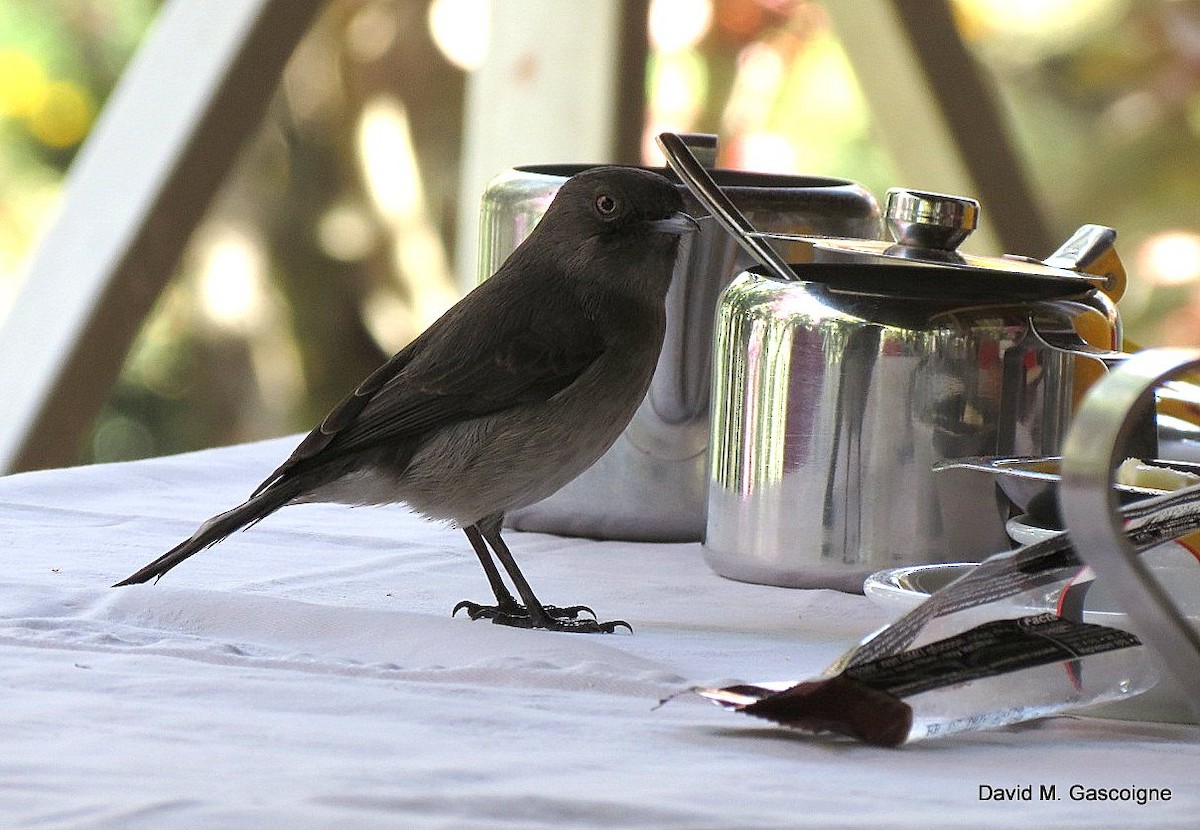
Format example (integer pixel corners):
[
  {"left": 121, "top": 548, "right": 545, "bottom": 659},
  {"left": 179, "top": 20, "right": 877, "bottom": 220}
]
[{"left": 512, "top": 163, "right": 860, "bottom": 192}]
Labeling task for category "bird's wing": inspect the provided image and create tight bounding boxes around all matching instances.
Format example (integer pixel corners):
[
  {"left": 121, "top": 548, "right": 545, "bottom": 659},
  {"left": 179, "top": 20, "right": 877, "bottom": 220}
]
[{"left": 251, "top": 281, "right": 606, "bottom": 495}]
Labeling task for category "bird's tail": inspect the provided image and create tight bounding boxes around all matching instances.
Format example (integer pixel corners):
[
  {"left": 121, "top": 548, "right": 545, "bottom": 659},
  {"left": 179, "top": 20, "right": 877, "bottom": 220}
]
[{"left": 113, "top": 479, "right": 303, "bottom": 586}]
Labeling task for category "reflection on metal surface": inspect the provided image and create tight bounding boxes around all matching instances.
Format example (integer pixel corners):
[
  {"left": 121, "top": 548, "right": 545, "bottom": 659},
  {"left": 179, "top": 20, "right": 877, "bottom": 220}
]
[
  {"left": 934, "top": 454, "right": 1200, "bottom": 516},
  {"left": 704, "top": 272, "right": 1082, "bottom": 590}
]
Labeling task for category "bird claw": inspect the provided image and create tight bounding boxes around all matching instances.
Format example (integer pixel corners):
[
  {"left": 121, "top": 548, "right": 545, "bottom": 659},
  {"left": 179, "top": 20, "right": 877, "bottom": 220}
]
[
  {"left": 452, "top": 599, "right": 500, "bottom": 620},
  {"left": 452, "top": 600, "right": 628, "bottom": 633},
  {"left": 592, "top": 618, "right": 633, "bottom": 634},
  {"left": 452, "top": 600, "right": 488, "bottom": 620},
  {"left": 535, "top": 617, "right": 632, "bottom": 634}
]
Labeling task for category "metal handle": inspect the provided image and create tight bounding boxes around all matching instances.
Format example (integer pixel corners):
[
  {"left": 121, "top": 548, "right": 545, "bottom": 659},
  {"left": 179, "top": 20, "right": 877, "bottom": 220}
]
[
  {"left": 1060, "top": 348, "right": 1200, "bottom": 719},
  {"left": 656, "top": 132, "right": 798, "bottom": 283},
  {"left": 1028, "top": 310, "right": 1129, "bottom": 367},
  {"left": 1043, "top": 224, "right": 1126, "bottom": 301}
]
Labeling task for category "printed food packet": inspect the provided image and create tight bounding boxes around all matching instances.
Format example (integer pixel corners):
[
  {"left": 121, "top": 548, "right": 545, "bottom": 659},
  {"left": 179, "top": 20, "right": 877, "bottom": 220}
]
[{"left": 691, "top": 481, "right": 1200, "bottom": 747}]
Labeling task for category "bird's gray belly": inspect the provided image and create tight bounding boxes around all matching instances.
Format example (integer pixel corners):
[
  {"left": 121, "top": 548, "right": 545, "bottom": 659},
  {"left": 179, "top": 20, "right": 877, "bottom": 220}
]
[
  {"left": 300, "top": 397, "right": 641, "bottom": 525},
  {"left": 395, "top": 399, "right": 632, "bottom": 523}
]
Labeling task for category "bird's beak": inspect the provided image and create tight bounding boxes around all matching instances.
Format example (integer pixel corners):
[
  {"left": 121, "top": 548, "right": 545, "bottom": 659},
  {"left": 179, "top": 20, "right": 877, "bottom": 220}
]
[{"left": 648, "top": 211, "right": 701, "bottom": 236}]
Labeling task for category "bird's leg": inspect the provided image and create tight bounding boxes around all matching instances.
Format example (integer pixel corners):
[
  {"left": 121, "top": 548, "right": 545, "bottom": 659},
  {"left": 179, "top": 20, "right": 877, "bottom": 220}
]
[
  {"left": 453, "top": 523, "right": 523, "bottom": 617},
  {"left": 462, "top": 519, "right": 630, "bottom": 634},
  {"left": 452, "top": 521, "right": 596, "bottom": 624},
  {"left": 478, "top": 522, "right": 582, "bottom": 625}
]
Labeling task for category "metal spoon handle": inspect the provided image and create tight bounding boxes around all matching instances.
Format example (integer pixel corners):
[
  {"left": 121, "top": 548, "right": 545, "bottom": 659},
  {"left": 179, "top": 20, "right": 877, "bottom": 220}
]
[
  {"left": 1061, "top": 348, "right": 1200, "bottom": 719},
  {"left": 656, "top": 132, "right": 798, "bottom": 283}
]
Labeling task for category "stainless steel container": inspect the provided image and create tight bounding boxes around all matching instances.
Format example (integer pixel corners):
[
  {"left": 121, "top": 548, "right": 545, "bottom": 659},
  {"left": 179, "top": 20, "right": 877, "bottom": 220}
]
[
  {"left": 478, "top": 152, "right": 880, "bottom": 541},
  {"left": 703, "top": 190, "right": 1122, "bottom": 590}
]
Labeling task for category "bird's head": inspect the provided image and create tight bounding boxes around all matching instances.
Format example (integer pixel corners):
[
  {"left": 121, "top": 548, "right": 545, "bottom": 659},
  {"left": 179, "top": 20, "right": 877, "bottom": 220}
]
[
  {"left": 543, "top": 166, "right": 698, "bottom": 242},
  {"left": 521, "top": 167, "right": 699, "bottom": 306}
]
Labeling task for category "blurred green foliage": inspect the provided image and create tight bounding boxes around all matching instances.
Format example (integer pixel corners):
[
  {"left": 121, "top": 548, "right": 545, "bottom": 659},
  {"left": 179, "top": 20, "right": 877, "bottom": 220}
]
[
  {"left": 2, "top": 0, "right": 464, "bottom": 466},
  {"left": 1, "top": 1, "right": 157, "bottom": 278}
]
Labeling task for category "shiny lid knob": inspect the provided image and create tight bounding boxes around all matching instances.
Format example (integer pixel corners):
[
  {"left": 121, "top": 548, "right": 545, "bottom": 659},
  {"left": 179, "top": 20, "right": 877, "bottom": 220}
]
[{"left": 885, "top": 189, "right": 980, "bottom": 252}]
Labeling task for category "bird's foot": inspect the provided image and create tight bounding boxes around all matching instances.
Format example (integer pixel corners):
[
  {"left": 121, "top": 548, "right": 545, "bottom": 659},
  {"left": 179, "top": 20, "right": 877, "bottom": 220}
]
[
  {"left": 452, "top": 599, "right": 629, "bottom": 633},
  {"left": 452, "top": 598, "right": 594, "bottom": 621}
]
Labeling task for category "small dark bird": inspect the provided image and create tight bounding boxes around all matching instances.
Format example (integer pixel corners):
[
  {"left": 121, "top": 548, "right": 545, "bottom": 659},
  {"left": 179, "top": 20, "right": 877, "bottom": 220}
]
[{"left": 115, "top": 166, "right": 696, "bottom": 633}]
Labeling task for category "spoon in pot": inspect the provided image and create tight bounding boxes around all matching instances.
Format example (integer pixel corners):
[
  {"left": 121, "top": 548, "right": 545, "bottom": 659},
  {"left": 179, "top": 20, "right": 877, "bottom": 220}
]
[{"left": 656, "top": 131, "right": 798, "bottom": 283}]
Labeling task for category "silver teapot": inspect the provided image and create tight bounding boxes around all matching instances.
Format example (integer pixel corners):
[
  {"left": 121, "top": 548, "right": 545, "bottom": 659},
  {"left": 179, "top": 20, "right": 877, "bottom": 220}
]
[{"left": 701, "top": 188, "right": 1126, "bottom": 590}]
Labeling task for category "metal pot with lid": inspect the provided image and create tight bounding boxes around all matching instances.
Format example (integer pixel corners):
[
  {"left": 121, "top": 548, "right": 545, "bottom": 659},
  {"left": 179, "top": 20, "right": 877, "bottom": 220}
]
[{"left": 689, "top": 174, "right": 1128, "bottom": 591}]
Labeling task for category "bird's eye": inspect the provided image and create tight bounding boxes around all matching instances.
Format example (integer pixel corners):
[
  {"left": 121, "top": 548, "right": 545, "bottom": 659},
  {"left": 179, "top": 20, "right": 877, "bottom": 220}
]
[{"left": 594, "top": 194, "right": 618, "bottom": 216}]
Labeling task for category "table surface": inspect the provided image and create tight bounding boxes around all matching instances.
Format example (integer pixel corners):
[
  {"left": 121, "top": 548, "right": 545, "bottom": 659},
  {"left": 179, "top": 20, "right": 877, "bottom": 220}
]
[{"left": 2, "top": 436, "right": 1198, "bottom": 828}]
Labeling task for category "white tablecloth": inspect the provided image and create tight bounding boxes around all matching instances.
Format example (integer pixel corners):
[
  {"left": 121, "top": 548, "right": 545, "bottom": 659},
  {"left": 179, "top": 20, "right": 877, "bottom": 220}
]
[{"left": 2, "top": 437, "right": 1197, "bottom": 827}]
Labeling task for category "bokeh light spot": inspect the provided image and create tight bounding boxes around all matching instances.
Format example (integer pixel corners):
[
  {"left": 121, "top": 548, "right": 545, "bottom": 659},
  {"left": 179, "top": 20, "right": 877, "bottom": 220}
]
[
  {"left": 954, "top": 0, "right": 1126, "bottom": 58},
  {"left": 27, "top": 80, "right": 95, "bottom": 149},
  {"left": 318, "top": 202, "right": 378, "bottom": 262},
  {"left": 199, "top": 231, "right": 266, "bottom": 330},
  {"left": 1137, "top": 230, "right": 1200, "bottom": 287},
  {"left": 428, "top": 0, "right": 489, "bottom": 71},
  {"left": 0, "top": 49, "right": 48, "bottom": 118},
  {"left": 346, "top": 1, "right": 400, "bottom": 63},
  {"left": 649, "top": 0, "right": 713, "bottom": 53}
]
